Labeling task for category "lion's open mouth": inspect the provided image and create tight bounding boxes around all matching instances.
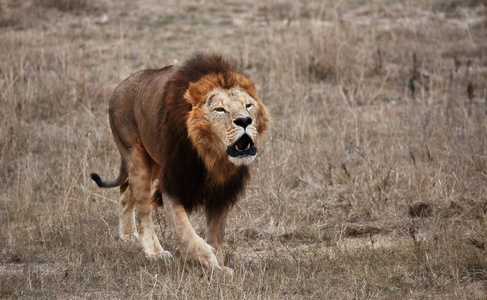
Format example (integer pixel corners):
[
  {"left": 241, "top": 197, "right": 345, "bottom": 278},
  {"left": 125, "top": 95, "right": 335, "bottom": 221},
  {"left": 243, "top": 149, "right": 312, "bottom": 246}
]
[{"left": 227, "top": 134, "right": 257, "bottom": 157}]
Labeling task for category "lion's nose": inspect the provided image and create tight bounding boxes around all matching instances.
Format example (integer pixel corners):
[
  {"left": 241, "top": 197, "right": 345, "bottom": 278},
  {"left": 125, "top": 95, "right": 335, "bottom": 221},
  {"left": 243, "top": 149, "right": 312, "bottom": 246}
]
[{"left": 233, "top": 116, "right": 253, "bottom": 129}]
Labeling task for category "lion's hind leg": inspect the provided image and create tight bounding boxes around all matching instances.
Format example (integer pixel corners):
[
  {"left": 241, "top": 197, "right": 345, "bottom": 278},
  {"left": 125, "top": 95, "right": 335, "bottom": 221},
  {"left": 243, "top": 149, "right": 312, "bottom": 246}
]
[
  {"left": 119, "top": 181, "right": 138, "bottom": 242},
  {"left": 128, "top": 147, "right": 172, "bottom": 260}
]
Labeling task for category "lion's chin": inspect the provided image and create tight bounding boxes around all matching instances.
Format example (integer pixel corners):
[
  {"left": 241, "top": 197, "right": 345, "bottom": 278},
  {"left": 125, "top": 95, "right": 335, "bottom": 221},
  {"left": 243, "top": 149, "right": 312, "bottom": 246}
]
[{"left": 228, "top": 154, "right": 257, "bottom": 166}]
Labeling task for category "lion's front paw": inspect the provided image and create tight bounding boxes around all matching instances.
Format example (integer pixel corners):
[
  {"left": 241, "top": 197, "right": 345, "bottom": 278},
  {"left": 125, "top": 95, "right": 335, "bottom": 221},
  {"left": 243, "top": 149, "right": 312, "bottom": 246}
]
[
  {"left": 185, "top": 238, "right": 220, "bottom": 270},
  {"left": 197, "top": 265, "right": 234, "bottom": 280},
  {"left": 146, "top": 250, "right": 173, "bottom": 260}
]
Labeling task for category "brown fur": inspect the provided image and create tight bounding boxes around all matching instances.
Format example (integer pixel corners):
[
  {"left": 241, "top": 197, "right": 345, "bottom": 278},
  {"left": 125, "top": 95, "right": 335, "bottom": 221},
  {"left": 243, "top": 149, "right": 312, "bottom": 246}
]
[{"left": 91, "top": 53, "right": 270, "bottom": 272}]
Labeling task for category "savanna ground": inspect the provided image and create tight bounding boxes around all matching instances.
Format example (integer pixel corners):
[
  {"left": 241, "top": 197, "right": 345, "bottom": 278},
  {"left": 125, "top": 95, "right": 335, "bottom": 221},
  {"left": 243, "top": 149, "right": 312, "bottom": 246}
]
[{"left": 1, "top": 0, "right": 487, "bottom": 298}]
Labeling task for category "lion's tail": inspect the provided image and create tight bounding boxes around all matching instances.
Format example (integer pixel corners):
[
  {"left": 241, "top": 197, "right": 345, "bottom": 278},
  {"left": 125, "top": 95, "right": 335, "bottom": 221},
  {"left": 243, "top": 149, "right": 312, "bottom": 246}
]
[{"left": 90, "top": 159, "right": 128, "bottom": 188}]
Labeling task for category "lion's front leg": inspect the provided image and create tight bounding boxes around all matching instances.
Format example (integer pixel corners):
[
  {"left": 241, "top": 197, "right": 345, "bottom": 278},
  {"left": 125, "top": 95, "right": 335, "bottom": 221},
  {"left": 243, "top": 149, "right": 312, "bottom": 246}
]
[
  {"left": 205, "top": 207, "right": 229, "bottom": 266},
  {"left": 163, "top": 193, "right": 220, "bottom": 271}
]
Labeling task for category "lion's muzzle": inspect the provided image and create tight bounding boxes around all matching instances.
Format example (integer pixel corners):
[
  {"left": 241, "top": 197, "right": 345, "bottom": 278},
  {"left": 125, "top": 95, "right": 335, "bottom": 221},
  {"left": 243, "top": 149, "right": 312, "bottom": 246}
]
[{"left": 227, "top": 134, "right": 256, "bottom": 157}]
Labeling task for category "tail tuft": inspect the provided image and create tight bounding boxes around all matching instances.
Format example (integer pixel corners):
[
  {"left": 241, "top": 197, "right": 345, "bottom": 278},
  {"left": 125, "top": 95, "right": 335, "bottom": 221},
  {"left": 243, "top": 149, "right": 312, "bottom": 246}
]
[
  {"left": 91, "top": 173, "right": 104, "bottom": 187},
  {"left": 90, "top": 160, "right": 127, "bottom": 188}
]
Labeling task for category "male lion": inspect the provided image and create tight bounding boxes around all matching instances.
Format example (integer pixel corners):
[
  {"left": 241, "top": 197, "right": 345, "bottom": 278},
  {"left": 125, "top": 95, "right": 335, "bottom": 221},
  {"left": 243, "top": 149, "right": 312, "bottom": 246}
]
[{"left": 91, "top": 53, "right": 270, "bottom": 274}]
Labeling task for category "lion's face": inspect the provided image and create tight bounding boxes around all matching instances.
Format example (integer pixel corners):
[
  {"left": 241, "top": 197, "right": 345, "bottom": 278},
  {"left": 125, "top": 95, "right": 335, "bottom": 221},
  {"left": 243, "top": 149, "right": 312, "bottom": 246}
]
[
  {"left": 185, "top": 73, "right": 270, "bottom": 178},
  {"left": 203, "top": 87, "right": 261, "bottom": 166}
]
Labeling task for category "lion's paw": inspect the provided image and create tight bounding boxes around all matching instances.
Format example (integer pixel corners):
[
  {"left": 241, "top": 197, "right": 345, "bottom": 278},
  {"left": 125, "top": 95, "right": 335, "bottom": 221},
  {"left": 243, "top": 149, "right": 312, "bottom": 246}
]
[
  {"left": 147, "top": 250, "right": 173, "bottom": 260},
  {"left": 195, "top": 253, "right": 220, "bottom": 270},
  {"left": 198, "top": 265, "right": 234, "bottom": 281},
  {"left": 186, "top": 238, "right": 220, "bottom": 270}
]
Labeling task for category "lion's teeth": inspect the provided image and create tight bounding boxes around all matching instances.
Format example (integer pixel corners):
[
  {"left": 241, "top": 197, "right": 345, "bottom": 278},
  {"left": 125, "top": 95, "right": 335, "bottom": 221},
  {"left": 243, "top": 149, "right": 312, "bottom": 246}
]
[
  {"left": 245, "top": 144, "right": 250, "bottom": 151},
  {"left": 235, "top": 145, "right": 240, "bottom": 151}
]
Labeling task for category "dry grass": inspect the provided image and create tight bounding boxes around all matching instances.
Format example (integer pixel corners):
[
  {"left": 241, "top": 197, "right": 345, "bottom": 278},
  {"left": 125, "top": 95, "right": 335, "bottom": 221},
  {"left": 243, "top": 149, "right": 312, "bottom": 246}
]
[{"left": 1, "top": 0, "right": 487, "bottom": 298}]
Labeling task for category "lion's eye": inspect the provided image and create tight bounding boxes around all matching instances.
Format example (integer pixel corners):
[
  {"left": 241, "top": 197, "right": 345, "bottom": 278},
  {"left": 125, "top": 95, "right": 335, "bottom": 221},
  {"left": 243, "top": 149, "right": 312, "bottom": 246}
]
[
  {"left": 246, "top": 104, "right": 253, "bottom": 109},
  {"left": 214, "top": 107, "right": 226, "bottom": 113}
]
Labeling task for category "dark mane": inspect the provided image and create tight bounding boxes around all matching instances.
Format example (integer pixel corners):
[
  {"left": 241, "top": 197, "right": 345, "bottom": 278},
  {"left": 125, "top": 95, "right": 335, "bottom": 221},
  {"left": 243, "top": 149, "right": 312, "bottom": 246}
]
[
  {"left": 180, "top": 52, "right": 243, "bottom": 81},
  {"left": 164, "top": 53, "right": 249, "bottom": 107},
  {"left": 158, "top": 53, "right": 251, "bottom": 213}
]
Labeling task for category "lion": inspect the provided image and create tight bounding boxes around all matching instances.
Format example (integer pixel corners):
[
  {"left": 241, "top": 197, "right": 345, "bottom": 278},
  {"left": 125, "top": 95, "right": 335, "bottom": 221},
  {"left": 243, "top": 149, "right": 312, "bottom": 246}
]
[{"left": 91, "top": 53, "right": 270, "bottom": 274}]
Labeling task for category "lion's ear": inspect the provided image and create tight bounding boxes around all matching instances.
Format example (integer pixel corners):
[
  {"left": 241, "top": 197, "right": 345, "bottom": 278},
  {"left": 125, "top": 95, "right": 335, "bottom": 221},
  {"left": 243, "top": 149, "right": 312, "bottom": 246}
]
[
  {"left": 185, "top": 82, "right": 206, "bottom": 107},
  {"left": 184, "top": 83, "right": 197, "bottom": 107}
]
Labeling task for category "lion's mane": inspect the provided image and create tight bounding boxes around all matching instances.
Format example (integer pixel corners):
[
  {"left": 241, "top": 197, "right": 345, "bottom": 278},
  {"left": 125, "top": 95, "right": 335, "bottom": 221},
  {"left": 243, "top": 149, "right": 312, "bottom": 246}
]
[{"left": 157, "top": 53, "right": 268, "bottom": 213}]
